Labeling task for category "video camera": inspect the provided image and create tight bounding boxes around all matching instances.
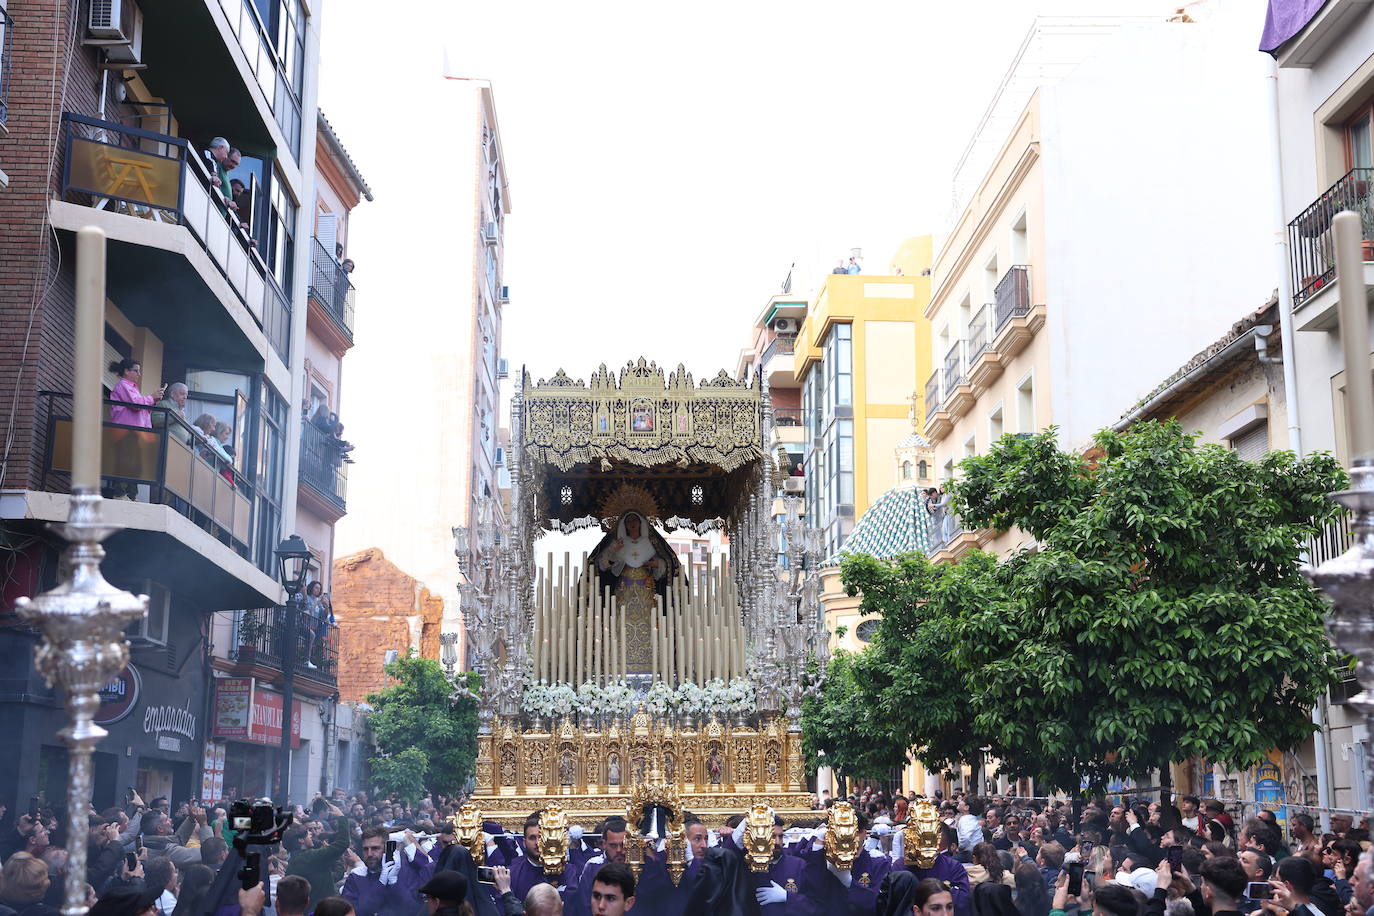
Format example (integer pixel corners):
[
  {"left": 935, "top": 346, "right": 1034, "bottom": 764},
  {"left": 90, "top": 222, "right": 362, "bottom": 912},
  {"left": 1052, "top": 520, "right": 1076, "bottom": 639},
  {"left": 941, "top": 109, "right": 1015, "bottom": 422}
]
[
  {"left": 229, "top": 800, "right": 292, "bottom": 895},
  {"left": 191, "top": 799, "right": 294, "bottom": 916}
]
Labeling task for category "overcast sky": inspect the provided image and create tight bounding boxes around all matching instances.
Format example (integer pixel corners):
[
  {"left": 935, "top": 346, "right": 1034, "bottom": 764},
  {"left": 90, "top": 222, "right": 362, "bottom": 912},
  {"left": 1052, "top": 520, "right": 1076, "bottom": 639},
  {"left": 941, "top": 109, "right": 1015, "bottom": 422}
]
[{"left": 317, "top": 0, "right": 1198, "bottom": 398}]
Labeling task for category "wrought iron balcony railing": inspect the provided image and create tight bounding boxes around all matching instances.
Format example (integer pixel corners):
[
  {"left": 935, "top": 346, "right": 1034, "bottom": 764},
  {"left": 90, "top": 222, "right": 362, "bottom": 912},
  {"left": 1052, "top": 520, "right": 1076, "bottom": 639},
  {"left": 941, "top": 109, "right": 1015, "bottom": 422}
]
[
  {"left": 1288, "top": 168, "right": 1373, "bottom": 306},
  {"left": 299, "top": 421, "right": 348, "bottom": 510},
  {"left": 308, "top": 236, "right": 356, "bottom": 337},
  {"left": 59, "top": 113, "right": 291, "bottom": 360},
  {"left": 994, "top": 265, "right": 1031, "bottom": 331},
  {"left": 234, "top": 608, "right": 338, "bottom": 680},
  {"left": 773, "top": 407, "right": 806, "bottom": 427},
  {"left": 925, "top": 371, "right": 942, "bottom": 415},
  {"left": 969, "top": 303, "right": 992, "bottom": 363},
  {"left": 943, "top": 340, "right": 966, "bottom": 395}
]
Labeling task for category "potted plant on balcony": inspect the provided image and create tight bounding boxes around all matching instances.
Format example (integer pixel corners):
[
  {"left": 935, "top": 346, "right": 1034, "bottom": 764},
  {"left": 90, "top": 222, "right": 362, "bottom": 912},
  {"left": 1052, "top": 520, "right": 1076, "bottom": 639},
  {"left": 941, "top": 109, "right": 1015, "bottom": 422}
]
[{"left": 235, "top": 609, "right": 267, "bottom": 661}]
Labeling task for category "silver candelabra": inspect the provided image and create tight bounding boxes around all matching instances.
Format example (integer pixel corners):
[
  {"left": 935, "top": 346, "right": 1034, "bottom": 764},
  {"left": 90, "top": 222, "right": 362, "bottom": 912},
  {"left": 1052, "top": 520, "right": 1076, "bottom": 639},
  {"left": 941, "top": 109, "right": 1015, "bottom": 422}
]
[{"left": 16, "top": 490, "right": 147, "bottom": 916}]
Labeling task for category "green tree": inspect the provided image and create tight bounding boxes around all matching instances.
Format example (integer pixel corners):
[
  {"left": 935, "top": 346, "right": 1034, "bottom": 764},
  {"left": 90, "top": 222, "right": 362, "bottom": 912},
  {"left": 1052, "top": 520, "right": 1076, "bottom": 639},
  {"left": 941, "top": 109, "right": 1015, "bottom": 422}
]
[
  {"left": 366, "top": 654, "right": 479, "bottom": 802},
  {"left": 802, "top": 652, "right": 911, "bottom": 779},
  {"left": 804, "top": 421, "right": 1347, "bottom": 794},
  {"left": 948, "top": 422, "right": 1346, "bottom": 791}
]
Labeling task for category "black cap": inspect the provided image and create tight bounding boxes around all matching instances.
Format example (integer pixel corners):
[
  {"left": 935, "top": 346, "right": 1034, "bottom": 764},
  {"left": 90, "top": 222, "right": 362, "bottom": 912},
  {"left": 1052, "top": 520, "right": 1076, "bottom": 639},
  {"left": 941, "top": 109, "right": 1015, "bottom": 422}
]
[
  {"left": 90, "top": 886, "right": 161, "bottom": 916},
  {"left": 418, "top": 870, "right": 469, "bottom": 903}
]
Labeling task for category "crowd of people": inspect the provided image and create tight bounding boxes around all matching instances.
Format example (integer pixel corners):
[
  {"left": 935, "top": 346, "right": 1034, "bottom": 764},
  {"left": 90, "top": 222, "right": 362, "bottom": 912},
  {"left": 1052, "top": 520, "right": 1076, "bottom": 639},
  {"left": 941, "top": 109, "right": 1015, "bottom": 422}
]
[{"left": 6, "top": 786, "right": 1371, "bottom": 916}]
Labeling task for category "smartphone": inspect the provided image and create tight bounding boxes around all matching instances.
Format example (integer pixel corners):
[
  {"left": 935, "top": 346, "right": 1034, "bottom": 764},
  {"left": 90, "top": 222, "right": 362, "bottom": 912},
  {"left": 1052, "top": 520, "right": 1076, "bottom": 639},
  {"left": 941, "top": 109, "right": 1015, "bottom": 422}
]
[
  {"left": 125, "top": 852, "right": 138, "bottom": 872},
  {"left": 1247, "top": 882, "right": 1272, "bottom": 901},
  {"left": 1066, "top": 862, "right": 1086, "bottom": 895},
  {"left": 1081, "top": 841, "right": 1094, "bottom": 860},
  {"left": 136, "top": 834, "right": 144, "bottom": 851},
  {"left": 385, "top": 840, "right": 398, "bottom": 861},
  {"left": 1167, "top": 846, "right": 1184, "bottom": 869},
  {"left": 27, "top": 796, "right": 39, "bottom": 820},
  {"left": 476, "top": 866, "right": 496, "bottom": 885}
]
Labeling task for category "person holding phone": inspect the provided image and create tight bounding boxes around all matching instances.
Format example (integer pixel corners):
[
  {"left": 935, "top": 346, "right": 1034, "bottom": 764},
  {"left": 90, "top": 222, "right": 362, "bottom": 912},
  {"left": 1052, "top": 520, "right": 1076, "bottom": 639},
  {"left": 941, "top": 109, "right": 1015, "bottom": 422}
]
[{"left": 285, "top": 800, "right": 353, "bottom": 909}]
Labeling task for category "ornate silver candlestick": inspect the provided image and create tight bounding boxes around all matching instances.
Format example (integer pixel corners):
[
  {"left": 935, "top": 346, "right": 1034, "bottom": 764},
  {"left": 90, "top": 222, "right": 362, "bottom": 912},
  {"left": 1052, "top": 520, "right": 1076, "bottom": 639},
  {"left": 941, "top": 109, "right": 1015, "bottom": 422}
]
[{"left": 17, "top": 490, "right": 147, "bottom": 916}]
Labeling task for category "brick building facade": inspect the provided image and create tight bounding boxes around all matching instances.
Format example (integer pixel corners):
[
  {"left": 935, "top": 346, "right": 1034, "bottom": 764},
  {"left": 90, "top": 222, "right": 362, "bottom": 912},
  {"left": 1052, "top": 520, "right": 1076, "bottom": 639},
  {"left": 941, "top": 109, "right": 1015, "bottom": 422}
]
[{"left": 332, "top": 548, "right": 444, "bottom": 702}]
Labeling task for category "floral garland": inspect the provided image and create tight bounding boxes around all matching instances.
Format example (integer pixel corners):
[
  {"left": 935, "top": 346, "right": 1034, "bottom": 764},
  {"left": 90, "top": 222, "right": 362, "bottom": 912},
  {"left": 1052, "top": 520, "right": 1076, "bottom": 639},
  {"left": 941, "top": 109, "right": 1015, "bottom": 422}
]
[{"left": 521, "top": 678, "right": 756, "bottom": 721}]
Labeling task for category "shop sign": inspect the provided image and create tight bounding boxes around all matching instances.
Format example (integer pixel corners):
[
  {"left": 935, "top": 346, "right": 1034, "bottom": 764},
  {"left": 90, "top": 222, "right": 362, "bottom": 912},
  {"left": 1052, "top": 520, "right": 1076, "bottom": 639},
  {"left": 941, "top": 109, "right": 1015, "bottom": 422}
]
[
  {"left": 95, "top": 666, "right": 142, "bottom": 726},
  {"left": 212, "top": 678, "right": 300, "bottom": 748},
  {"left": 144, "top": 700, "right": 197, "bottom": 742}
]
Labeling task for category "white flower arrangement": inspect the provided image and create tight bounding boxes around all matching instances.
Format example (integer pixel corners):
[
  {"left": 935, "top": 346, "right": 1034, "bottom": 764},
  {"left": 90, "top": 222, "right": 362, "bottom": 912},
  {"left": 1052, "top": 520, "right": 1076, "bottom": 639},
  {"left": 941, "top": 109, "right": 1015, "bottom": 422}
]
[
  {"left": 576, "top": 682, "right": 603, "bottom": 717},
  {"left": 702, "top": 678, "right": 729, "bottom": 719},
  {"left": 601, "top": 681, "right": 635, "bottom": 718},
  {"left": 522, "top": 682, "right": 554, "bottom": 719},
  {"left": 646, "top": 681, "right": 676, "bottom": 717},
  {"left": 675, "top": 682, "right": 706, "bottom": 718},
  {"left": 549, "top": 683, "right": 577, "bottom": 718},
  {"left": 725, "top": 677, "right": 756, "bottom": 716}
]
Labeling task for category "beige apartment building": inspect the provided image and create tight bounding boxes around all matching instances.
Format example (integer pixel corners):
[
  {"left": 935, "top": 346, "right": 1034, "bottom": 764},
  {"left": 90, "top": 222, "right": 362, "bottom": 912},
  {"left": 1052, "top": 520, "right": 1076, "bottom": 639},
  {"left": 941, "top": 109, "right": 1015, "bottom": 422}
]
[{"left": 925, "top": 9, "right": 1284, "bottom": 562}]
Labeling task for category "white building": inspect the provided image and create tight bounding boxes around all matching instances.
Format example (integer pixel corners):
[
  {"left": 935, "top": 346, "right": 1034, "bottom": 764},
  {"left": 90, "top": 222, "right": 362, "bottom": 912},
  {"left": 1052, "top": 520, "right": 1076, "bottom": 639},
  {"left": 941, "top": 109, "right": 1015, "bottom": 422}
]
[
  {"left": 1270, "top": 0, "right": 1374, "bottom": 813},
  {"left": 335, "top": 78, "right": 511, "bottom": 663}
]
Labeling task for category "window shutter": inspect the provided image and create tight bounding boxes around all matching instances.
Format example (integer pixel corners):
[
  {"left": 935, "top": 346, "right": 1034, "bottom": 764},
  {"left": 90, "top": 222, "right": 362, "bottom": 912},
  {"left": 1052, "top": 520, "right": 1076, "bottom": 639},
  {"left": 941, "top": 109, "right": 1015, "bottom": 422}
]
[{"left": 1231, "top": 425, "right": 1269, "bottom": 462}]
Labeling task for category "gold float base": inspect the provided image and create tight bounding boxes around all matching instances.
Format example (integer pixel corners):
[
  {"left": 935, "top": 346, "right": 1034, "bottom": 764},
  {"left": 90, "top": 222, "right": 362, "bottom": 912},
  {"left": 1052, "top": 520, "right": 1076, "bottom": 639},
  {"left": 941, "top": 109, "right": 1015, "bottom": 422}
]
[
  {"left": 469, "top": 790, "right": 817, "bottom": 828},
  {"left": 472, "top": 713, "right": 811, "bottom": 826}
]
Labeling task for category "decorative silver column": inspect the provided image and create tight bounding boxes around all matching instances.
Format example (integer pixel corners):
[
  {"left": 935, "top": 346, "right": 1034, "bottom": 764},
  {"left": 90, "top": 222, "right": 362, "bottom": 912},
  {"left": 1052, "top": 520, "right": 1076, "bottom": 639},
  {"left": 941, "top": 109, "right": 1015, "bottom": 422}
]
[{"left": 17, "top": 491, "right": 147, "bottom": 916}]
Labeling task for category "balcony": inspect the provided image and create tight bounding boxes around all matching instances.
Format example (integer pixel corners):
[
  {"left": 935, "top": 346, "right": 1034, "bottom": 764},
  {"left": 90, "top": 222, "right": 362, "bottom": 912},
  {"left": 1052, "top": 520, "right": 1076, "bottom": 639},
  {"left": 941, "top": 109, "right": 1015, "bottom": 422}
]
[
  {"left": 1307, "top": 510, "right": 1352, "bottom": 567},
  {"left": 228, "top": 608, "right": 338, "bottom": 695},
  {"left": 966, "top": 303, "right": 1003, "bottom": 391},
  {"left": 297, "top": 421, "right": 348, "bottom": 521},
  {"left": 943, "top": 341, "right": 974, "bottom": 420},
  {"left": 56, "top": 114, "right": 291, "bottom": 364},
  {"left": 991, "top": 265, "right": 1043, "bottom": 359},
  {"left": 13, "top": 393, "right": 280, "bottom": 611},
  {"left": 927, "top": 510, "right": 993, "bottom": 564},
  {"left": 307, "top": 237, "right": 356, "bottom": 352},
  {"left": 761, "top": 336, "right": 798, "bottom": 389},
  {"left": 771, "top": 407, "right": 808, "bottom": 447},
  {"left": 924, "top": 370, "right": 952, "bottom": 442},
  {"left": 1288, "top": 168, "right": 1374, "bottom": 331}
]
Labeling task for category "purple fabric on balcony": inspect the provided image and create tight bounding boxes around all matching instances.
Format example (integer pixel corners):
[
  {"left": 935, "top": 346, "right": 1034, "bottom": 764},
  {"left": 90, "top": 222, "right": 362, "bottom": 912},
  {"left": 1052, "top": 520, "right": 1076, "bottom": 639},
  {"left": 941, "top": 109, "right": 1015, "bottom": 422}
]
[{"left": 1259, "top": 0, "right": 1328, "bottom": 54}]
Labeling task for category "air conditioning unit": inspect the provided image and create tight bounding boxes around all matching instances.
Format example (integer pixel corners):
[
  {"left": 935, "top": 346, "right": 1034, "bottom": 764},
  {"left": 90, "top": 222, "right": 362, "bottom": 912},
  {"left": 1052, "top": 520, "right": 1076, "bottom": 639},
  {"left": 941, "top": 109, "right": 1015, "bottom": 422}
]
[
  {"left": 496, "top": 358, "right": 509, "bottom": 379},
  {"left": 129, "top": 580, "right": 169, "bottom": 646},
  {"left": 87, "top": 0, "right": 145, "bottom": 66},
  {"left": 482, "top": 221, "right": 499, "bottom": 246},
  {"left": 494, "top": 447, "right": 505, "bottom": 466},
  {"left": 771, "top": 317, "right": 796, "bottom": 334},
  {"left": 783, "top": 477, "right": 805, "bottom": 493},
  {"left": 498, "top": 285, "right": 510, "bottom": 304}
]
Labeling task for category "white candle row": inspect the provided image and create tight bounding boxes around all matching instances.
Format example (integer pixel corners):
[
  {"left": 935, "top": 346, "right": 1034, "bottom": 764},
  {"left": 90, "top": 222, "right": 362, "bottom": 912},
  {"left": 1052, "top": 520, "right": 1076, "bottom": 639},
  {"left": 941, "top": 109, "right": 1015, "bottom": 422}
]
[{"left": 530, "top": 551, "right": 746, "bottom": 686}]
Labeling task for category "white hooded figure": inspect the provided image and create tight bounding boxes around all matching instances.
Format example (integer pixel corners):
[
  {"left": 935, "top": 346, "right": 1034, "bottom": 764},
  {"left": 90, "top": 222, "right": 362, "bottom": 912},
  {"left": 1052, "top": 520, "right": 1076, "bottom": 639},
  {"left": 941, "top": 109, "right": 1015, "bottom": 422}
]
[{"left": 597, "top": 511, "right": 667, "bottom": 579}]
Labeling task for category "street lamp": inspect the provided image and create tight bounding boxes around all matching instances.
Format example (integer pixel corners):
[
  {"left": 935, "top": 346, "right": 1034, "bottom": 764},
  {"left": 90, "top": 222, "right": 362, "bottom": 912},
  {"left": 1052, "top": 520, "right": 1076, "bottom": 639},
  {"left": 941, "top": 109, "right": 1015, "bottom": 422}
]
[{"left": 273, "top": 535, "right": 315, "bottom": 801}]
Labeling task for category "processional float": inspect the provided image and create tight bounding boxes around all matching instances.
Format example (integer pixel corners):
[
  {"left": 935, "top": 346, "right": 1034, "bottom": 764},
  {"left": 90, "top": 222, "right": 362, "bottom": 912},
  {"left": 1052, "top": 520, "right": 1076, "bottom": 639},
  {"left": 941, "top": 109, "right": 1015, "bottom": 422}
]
[{"left": 452, "top": 358, "right": 830, "bottom": 837}]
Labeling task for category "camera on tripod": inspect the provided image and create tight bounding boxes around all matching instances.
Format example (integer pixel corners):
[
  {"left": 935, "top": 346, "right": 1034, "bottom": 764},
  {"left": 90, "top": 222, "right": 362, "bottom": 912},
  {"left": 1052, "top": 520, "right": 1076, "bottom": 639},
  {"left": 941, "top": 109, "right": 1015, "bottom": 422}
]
[{"left": 228, "top": 800, "right": 292, "bottom": 894}]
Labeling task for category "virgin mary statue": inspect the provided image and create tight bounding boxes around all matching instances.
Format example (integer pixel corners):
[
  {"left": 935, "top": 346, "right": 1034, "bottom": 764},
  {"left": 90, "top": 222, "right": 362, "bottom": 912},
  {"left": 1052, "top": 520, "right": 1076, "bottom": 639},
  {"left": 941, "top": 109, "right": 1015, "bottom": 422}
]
[{"left": 587, "top": 511, "right": 681, "bottom": 673}]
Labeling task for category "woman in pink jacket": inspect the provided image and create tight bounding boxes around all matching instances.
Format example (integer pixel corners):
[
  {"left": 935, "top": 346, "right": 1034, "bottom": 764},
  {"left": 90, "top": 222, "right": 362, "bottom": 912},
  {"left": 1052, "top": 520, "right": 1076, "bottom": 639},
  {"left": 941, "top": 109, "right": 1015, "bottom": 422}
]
[
  {"left": 108, "top": 359, "right": 164, "bottom": 427},
  {"left": 106, "top": 359, "right": 164, "bottom": 497}
]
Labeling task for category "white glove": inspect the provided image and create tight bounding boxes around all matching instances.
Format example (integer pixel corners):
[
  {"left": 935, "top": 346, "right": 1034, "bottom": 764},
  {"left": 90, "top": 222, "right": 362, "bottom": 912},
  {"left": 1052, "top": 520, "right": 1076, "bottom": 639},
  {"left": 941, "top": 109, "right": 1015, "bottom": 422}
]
[
  {"left": 379, "top": 858, "right": 401, "bottom": 885},
  {"left": 348, "top": 863, "right": 367, "bottom": 877},
  {"left": 891, "top": 826, "right": 905, "bottom": 863},
  {"left": 569, "top": 825, "right": 584, "bottom": 841},
  {"left": 864, "top": 836, "right": 881, "bottom": 853},
  {"left": 872, "top": 824, "right": 893, "bottom": 837},
  {"left": 756, "top": 881, "right": 787, "bottom": 905},
  {"left": 708, "top": 830, "right": 720, "bottom": 848},
  {"left": 826, "top": 860, "right": 853, "bottom": 887},
  {"left": 685, "top": 842, "right": 695, "bottom": 862},
  {"left": 732, "top": 820, "right": 747, "bottom": 850}
]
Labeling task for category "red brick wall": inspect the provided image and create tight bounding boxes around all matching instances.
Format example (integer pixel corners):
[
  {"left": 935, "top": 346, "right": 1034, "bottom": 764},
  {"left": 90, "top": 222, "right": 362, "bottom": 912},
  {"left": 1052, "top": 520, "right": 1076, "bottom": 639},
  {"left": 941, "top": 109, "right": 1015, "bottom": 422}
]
[
  {"left": 331, "top": 547, "right": 445, "bottom": 703},
  {"left": 0, "top": 0, "right": 114, "bottom": 491}
]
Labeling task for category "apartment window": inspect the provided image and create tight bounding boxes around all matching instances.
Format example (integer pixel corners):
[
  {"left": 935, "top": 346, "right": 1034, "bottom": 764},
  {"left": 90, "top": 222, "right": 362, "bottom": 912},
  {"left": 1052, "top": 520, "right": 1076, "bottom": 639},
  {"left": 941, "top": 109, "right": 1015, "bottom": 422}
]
[
  {"left": 984, "top": 257, "right": 999, "bottom": 304},
  {"left": 265, "top": 169, "right": 296, "bottom": 292},
  {"left": 1016, "top": 374, "right": 1035, "bottom": 433},
  {"left": 902, "top": 460, "right": 913, "bottom": 480},
  {"left": 1011, "top": 211, "right": 1029, "bottom": 264},
  {"left": 963, "top": 434, "right": 976, "bottom": 460},
  {"left": 252, "top": 382, "right": 287, "bottom": 574},
  {"left": 0, "top": 4, "right": 12, "bottom": 125},
  {"left": 917, "top": 460, "right": 928, "bottom": 478},
  {"left": 988, "top": 403, "right": 1004, "bottom": 444},
  {"left": 823, "top": 323, "right": 852, "bottom": 412},
  {"left": 1346, "top": 100, "right": 1373, "bottom": 169}
]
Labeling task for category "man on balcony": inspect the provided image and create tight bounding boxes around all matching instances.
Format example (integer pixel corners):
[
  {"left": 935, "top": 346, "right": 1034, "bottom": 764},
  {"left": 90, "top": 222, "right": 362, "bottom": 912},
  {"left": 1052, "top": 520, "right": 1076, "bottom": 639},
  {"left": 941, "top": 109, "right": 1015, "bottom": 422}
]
[
  {"left": 152, "top": 383, "right": 191, "bottom": 445},
  {"left": 203, "top": 138, "right": 237, "bottom": 212}
]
